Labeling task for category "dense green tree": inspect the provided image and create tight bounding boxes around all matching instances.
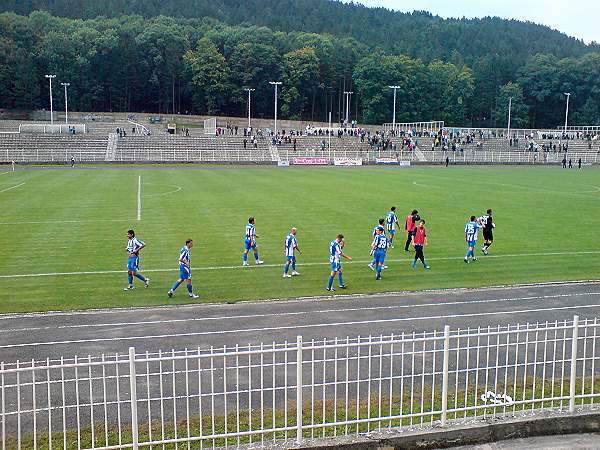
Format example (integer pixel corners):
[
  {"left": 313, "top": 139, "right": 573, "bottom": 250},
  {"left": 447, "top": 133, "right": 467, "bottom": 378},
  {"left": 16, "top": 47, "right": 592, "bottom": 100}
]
[
  {"left": 353, "top": 51, "right": 424, "bottom": 124},
  {"left": 280, "top": 47, "right": 320, "bottom": 120},
  {"left": 0, "top": 4, "right": 598, "bottom": 127},
  {"left": 517, "top": 54, "right": 563, "bottom": 128},
  {"left": 228, "top": 42, "right": 281, "bottom": 117},
  {"left": 184, "top": 38, "right": 232, "bottom": 114},
  {"left": 135, "top": 17, "right": 190, "bottom": 114},
  {"left": 493, "top": 82, "right": 529, "bottom": 129}
]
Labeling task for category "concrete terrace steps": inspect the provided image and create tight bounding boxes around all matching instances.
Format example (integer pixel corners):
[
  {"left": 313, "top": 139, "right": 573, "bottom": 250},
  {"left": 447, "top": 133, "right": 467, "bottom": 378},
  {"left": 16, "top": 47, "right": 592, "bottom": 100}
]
[{"left": 0, "top": 133, "right": 108, "bottom": 162}]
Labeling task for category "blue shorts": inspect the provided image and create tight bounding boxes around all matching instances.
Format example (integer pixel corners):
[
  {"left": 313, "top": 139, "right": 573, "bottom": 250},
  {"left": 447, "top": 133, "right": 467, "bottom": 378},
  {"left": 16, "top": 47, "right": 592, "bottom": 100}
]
[
  {"left": 286, "top": 255, "right": 296, "bottom": 262},
  {"left": 127, "top": 256, "right": 140, "bottom": 271},
  {"left": 179, "top": 264, "right": 191, "bottom": 280},
  {"left": 467, "top": 240, "right": 477, "bottom": 248},
  {"left": 330, "top": 261, "right": 341, "bottom": 272},
  {"left": 244, "top": 238, "right": 257, "bottom": 250},
  {"left": 388, "top": 229, "right": 395, "bottom": 236},
  {"left": 374, "top": 249, "right": 386, "bottom": 265}
]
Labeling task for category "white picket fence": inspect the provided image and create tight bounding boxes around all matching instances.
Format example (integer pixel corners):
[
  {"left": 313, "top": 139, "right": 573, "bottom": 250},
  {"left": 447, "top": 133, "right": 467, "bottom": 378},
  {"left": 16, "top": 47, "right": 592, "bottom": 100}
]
[
  {"left": 423, "top": 150, "right": 599, "bottom": 164},
  {"left": 1, "top": 315, "right": 600, "bottom": 449}
]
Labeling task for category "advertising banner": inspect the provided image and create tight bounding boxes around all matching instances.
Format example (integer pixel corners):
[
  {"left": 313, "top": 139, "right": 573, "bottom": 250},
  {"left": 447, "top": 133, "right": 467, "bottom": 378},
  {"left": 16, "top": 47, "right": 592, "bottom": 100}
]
[
  {"left": 399, "top": 161, "right": 411, "bottom": 167},
  {"left": 291, "top": 157, "right": 330, "bottom": 165},
  {"left": 277, "top": 160, "right": 290, "bottom": 167},
  {"left": 375, "top": 157, "right": 399, "bottom": 165},
  {"left": 333, "top": 158, "right": 363, "bottom": 166}
]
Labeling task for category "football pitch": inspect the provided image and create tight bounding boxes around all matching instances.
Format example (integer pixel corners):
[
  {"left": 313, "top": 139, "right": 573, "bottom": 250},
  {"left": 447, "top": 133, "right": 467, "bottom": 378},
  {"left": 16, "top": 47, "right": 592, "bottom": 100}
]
[{"left": 0, "top": 165, "right": 598, "bottom": 314}]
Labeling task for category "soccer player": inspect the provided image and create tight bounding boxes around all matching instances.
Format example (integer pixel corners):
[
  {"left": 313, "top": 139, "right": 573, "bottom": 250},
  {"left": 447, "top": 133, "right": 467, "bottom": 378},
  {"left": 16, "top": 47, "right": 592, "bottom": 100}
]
[
  {"left": 368, "top": 219, "right": 386, "bottom": 270},
  {"left": 464, "top": 215, "right": 480, "bottom": 263},
  {"left": 326, "top": 234, "right": 352, "bottom": 291},
  {"left": 124, "top": 229, "right": 149, "bottom": 291},
  {"left": 370, "top": 227, "right": 389, "bottom": 280},
  {"left": 411, "top": 220, "right": 430, "bottom": 269},
  {"left": 167, "top": 239, "right": 200, "bottom": 298},
  {"left": 479, "top": 209, "right": 495, "bottom": 255},
  {"left": 242, "top": 217, "right": 264, "bottom": 266},
  {"left": 283, "top": 227, "right": 301, "bottom": 277},
  {"left": 404, "top": 209, "right": 420, "bottom": 251},
  {"left": 385, "top": 207, "right": 399, "bottom": 247}
]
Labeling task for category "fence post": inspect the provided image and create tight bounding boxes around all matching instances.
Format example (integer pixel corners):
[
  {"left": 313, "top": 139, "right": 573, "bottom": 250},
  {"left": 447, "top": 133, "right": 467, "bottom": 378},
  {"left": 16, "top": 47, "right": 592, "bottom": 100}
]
[
  {"left": 129, "top": 347, "right": 139, "bottom": 449},
  {"left": 569, "top": 315, "right": 579, "bottom": 413},
  {"left": 441, "top": 325, "right": 450, "bottom": 426},
  {"left": 296, "top": 335, "right": 303, "bottom": 444}
]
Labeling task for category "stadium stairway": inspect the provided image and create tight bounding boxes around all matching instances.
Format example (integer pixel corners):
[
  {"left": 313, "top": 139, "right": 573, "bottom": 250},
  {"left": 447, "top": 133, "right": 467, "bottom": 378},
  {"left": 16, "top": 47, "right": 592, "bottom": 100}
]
[{"left": 105, "top": 133, "right": 118, "bottom": 161}]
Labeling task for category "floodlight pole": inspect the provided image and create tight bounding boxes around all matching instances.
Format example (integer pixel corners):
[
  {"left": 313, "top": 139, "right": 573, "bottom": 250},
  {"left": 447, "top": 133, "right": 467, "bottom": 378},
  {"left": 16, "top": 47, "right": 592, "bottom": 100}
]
[
  {"left": 389, "top": 85, "right": 401, "bottom": 131},
  {"left": 507, "top": 97, "right": 512, "bottom": 140},
  {"left": 328, "top": 111, "right": 332, "bottom": 159},
  {"left": 244, "top": 88, "right": 255, "bottom": 129},
  {"left": 343, "top": 91, "right": 353, "bottom": 124},
  {"left": 269, "top": 81, "right": 282, "bottom": 136},
  {"left": 45, "top": 74, "right": 56, "bottom": 125},
  {"left": 61, "top": 82, "right": 70, "bottom": 125},
  {"left": 563, "top": 92, "right": 571, "bottom": 134}
]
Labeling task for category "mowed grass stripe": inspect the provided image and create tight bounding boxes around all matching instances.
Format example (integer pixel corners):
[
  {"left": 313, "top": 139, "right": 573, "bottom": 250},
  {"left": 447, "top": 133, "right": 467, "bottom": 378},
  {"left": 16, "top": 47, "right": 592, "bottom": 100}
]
[
  {"left": 1, "top": 250, "right": 599, "bottom": 278},
  {"left": 0, "top": 166, "right": 598, "bottom": 313}
]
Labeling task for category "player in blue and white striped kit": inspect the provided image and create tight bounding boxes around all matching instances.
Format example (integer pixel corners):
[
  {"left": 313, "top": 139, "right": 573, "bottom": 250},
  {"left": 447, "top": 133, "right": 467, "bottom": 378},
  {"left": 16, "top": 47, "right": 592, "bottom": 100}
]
[
  {"left": 326, "top": 234, "right": 352, "bottom": 291},
  {"left": 368, "top": 218, "right": 387, "bottom": 271},
  {"left": 386, "top": 207, "right": 399, "bottom": 248},
  {"left": 464, "top": 216, "right": 480, "bottom": 263},
  {"left": 124, "top": 229, "right": 149, "bottom": 291},
  {"left": 283, "top": 227, "right": 301, "bottom": 278},
  {"left": 370, "top": 227, "right": 389, "bottom": 280},
  {"left": 242, "top": 217, "right": 264, "bottom": 266},
  {"left": 167, "top": 239, "right": 200, "bottom": 298}
]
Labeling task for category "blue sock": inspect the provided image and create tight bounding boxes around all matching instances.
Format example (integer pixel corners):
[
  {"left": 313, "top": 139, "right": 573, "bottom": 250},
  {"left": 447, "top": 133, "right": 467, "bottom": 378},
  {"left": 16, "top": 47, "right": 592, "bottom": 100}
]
[
  {"left": 187, "top": 283, "right": 193, "bottom": 294},
  {"left": 284, "top": 263, "right": 290, "bottom": 274},
  {"left": 376, "top": 266, "right": 382, "bottom": 277},
  {"left": 469, "top": 249, "right": 474, "bottom": 258},
  {"left": 338, "top": 272, "right": 344, "bottom": 286},
  {"left": 423, "top": 259, "right": 428, "bottom": 267},
  {"left": 327, "top": 276, "right": 334, "bottom": 289},
  {"left": 412, "top": 260, "right": 417, "bottom": 268},
  {"left": 254, "top": 252, "right": 260, "bottom": 261},
  {"left": 171, "top": 280, "right": 182, "bottom": 291},
  {"left": 243, "top": 253, "right": 248, "bottom": 262},
  {"left": 465, "top": 249, "right": 470, "bottom": 258},
  {"left": 371, "top": 257, "right": 376, "bottom": 265},
  {"left": 135, "top": 273, "right": 146, "bottom": 282},
  {"left": 292, "top": 261, "right": 296, "bottom": 270},
  {"left": 128, "top": 273, "right": 133, "bottom": 285}
]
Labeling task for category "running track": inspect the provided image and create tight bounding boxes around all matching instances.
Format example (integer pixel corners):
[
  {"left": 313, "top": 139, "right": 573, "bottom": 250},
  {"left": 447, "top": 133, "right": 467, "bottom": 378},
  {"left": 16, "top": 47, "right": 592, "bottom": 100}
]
[{"left": 1, "top": 280, "right": 599, "bottom": 363}]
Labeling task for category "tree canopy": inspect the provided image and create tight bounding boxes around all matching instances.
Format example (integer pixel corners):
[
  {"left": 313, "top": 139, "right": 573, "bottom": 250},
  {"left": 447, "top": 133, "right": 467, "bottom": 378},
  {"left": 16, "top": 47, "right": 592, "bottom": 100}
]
[{"left": 0, "top": 1, "right": 599, "bottom": 127}]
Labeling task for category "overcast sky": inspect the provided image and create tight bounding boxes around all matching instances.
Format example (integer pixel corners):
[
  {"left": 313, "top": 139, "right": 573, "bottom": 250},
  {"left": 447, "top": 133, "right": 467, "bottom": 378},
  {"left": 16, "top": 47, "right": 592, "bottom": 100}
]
[{"left": 344, "top": 0, "right": 600, "bottom": 44}]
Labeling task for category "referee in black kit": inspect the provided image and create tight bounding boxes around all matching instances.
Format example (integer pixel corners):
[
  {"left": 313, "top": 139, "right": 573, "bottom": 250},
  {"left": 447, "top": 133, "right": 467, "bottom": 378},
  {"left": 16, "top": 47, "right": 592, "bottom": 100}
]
[{"left": 479, "top": 209, "right": 495, "bottom": 255}]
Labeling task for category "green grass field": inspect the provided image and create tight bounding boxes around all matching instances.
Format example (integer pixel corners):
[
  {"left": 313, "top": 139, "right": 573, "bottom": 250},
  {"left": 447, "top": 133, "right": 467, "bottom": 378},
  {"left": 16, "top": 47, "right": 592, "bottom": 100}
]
[{"left": 0, "top": 165, "right": 598, "bottom": 314}]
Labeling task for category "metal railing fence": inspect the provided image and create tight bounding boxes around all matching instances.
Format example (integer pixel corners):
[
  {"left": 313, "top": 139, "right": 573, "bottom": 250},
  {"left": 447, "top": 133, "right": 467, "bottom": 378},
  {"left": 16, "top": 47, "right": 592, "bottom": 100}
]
[{"left": 1, "top": 315, "right": 600, "bottom": 449}]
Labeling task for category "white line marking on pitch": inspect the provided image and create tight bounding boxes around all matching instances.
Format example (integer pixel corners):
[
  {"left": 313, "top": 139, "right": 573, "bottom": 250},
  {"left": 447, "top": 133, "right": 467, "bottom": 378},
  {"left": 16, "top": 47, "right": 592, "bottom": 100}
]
[
  {"left": 2, "top": 302, "right": 600, "bottom": 349},
  {"left": 0, "top": 250, "right": 599, "bottom": 279},
  {"left": 142, "top": 183, "right": 182, "bottom": 197},
  {"left": 1, "top": 292, "right": 598, "bottom": 334},
  {"left": 137, "top": 175, "right": 141, "bottom": 221},
  {"left": 0, "top": 182, "right": 25, "bottom": 193},
  {"left": 2, "top": 280, "right": 597, "bottom": 320},
  {"left": 0, "top": 218, "right": 133, "bottom": 225}
]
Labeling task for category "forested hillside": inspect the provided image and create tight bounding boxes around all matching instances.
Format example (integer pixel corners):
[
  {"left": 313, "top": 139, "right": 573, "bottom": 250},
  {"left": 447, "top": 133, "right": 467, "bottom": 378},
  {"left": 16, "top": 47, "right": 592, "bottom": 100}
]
[{"left": 1, "top": 0, "right": 599, "bottom": 127}]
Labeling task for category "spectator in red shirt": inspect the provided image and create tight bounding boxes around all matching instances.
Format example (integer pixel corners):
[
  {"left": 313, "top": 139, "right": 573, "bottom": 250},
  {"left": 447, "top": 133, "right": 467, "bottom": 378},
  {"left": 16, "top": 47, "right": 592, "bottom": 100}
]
[
  {"left": 411, "top": 220, "right": 430, "bottom": 269},
  {"left": 404, "top": 209, "right": 420, "bottom": 251}
]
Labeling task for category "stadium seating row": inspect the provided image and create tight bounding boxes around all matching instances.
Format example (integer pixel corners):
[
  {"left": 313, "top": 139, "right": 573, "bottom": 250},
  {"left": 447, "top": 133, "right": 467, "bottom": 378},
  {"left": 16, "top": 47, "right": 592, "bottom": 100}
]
[{"left": 0, "top": 128, "right": 598, "bottom": 164}]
